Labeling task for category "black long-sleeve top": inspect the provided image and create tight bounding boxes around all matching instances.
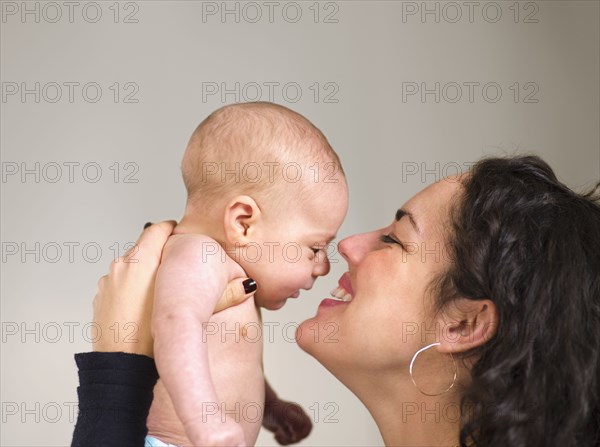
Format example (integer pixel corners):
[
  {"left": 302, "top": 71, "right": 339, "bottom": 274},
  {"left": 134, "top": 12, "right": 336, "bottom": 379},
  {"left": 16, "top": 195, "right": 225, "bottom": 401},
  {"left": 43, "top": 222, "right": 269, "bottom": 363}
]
[{"left": 71, "top": 352, "right": 158, "bottom": 447}]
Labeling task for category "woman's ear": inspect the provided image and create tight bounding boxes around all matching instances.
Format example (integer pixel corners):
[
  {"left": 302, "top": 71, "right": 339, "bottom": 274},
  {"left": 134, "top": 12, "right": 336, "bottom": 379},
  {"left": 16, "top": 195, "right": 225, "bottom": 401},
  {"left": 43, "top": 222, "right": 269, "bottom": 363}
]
[
  {"left": 437, "top": 298, "right": 498, "bottom": 354},
  {"left": 223, "top": 195, "right": 262, "bottom": 245}
]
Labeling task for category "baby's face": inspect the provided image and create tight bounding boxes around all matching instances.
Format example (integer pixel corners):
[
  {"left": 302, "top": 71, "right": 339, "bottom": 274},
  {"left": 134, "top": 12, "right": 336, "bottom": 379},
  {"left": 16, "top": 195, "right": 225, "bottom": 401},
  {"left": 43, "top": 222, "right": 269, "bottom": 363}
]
[{"left": 239, "top": 180, "right": 349, "bottom": 310}]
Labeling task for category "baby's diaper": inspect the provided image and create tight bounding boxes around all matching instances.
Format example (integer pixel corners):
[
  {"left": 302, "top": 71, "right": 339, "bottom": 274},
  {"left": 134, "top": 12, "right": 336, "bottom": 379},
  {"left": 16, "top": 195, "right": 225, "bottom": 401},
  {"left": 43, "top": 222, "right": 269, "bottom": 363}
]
[{"left": 145, "top": 435, "right": 179, "bottom": 447}]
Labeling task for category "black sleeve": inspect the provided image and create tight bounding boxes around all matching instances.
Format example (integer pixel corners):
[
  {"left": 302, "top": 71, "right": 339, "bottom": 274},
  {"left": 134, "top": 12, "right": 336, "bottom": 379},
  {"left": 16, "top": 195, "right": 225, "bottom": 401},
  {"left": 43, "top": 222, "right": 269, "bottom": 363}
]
[{"left": 71, "top": 352, "right": 159, "bottom": 447}]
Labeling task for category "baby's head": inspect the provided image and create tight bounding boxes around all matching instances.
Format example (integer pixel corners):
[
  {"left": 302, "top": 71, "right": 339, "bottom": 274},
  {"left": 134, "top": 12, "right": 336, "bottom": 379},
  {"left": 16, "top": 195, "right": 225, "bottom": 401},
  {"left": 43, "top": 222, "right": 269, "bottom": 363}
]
[{"left": 181, "top": 102, "right": 348, "bottom": 310}]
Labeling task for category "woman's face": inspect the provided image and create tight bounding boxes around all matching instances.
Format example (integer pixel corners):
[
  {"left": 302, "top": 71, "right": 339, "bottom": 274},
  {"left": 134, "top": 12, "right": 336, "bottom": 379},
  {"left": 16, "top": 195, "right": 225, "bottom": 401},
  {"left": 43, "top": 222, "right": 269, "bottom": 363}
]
[{"left": 297, "top": 177, "right": 462, "bottom": 376}]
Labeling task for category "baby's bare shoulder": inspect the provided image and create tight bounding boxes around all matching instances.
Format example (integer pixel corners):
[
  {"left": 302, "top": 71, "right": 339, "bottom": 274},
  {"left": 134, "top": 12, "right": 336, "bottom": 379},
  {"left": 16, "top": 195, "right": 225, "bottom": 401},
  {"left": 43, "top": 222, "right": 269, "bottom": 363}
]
[{"left": 165, "top": 233, "right": 219, "bottom": 249}]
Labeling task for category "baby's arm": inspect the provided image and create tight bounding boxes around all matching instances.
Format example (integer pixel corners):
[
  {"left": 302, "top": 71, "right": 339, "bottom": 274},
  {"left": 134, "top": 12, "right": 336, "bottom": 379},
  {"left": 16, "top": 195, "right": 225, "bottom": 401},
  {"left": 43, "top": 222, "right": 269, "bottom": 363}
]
[{"left": 152, "top": 234, "right": 245, "bottom": 447}]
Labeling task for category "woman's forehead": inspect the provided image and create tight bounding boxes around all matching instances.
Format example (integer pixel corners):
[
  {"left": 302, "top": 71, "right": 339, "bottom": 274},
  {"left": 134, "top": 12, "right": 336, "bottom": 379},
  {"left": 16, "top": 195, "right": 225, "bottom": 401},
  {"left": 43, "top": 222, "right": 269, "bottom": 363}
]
[{"left": 400, "top": 178, "right": 462, "bottom": 232}]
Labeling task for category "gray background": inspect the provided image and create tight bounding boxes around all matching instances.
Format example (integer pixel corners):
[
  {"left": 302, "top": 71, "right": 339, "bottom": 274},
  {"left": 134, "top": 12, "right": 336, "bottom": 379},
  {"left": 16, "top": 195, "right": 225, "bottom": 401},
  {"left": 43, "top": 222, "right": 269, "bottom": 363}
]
[{"left": 1, "top": 1, "right": 599, "bottom": 445}]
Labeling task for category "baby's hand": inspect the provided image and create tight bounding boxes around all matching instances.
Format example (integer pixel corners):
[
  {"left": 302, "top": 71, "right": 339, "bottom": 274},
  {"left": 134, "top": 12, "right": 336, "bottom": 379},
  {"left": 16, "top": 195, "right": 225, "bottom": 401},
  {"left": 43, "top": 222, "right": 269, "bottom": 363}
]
[
  {"left": 184, "top": 410, "right": 247, "bottom": 447},
  {"left": 262, "top": 398, "right": 312, "bottom": 445}
]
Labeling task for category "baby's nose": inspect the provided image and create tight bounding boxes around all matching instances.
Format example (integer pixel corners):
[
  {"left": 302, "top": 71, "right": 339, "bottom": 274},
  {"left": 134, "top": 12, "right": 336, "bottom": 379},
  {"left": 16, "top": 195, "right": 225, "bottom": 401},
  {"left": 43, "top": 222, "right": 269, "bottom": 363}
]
[{"left": 313, "top": 255, "right": 331, "bottom": 277}]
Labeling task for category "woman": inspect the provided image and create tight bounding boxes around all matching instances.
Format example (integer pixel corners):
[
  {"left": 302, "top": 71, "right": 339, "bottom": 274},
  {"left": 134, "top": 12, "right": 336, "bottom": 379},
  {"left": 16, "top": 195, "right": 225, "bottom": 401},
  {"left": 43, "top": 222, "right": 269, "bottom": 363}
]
[{"left": 73, "top": 155, "right": 600, "bottom": 446}]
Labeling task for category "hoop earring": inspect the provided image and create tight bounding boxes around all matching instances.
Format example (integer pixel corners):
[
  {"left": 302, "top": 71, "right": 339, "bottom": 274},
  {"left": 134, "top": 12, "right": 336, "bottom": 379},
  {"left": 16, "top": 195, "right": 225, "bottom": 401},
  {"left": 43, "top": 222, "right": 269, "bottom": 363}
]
[{"left": 409, "top": 342, "right": 457, "bottom": 396}]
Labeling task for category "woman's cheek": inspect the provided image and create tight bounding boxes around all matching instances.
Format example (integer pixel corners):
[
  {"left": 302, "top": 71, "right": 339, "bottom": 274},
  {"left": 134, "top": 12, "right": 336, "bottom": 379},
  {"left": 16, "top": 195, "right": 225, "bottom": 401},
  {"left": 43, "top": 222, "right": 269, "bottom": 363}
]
[{"left": 356, "top": 249, "right": 396, "bottom": 289}]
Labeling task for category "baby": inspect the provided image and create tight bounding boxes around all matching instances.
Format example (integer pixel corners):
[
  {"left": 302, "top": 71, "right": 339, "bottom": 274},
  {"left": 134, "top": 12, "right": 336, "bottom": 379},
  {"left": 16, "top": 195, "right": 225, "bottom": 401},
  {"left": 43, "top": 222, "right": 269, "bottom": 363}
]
[{"left": 145, "top": 102, "right": 348, "bottom": 446}]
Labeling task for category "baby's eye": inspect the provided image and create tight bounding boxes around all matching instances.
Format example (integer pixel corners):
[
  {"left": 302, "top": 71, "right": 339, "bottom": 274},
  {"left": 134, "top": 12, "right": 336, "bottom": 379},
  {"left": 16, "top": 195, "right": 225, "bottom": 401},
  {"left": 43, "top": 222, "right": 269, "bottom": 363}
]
[{"left": 311, "top": 244, "right": 329, "bottom": 255}]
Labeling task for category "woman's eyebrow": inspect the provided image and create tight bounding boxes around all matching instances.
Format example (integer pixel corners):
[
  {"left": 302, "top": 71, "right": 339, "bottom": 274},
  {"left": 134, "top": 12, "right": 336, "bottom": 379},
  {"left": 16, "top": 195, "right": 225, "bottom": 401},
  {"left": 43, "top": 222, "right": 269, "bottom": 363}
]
[{"left": 395, "top": 208, "right": 421, "bottom": 235}]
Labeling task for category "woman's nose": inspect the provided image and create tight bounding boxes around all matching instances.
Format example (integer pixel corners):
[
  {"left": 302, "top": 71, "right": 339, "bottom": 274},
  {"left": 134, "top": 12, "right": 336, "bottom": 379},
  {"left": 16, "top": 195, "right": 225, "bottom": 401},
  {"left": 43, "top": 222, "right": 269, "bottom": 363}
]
[{"left": 337, "top": 230, "right": 380, "bottom": 268}]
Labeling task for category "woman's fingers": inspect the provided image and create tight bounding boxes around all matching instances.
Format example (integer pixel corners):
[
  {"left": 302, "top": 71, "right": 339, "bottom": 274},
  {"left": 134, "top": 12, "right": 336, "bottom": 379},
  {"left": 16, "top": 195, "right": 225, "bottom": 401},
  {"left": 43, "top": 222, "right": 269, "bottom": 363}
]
[
  {"left": 91, "top": 220, "right": 176, "bottom": 356},
  {"left": 139, "top": 220, "right": 177, "bottom": 245},
  {"left": 132, "top": 220, "right": 177, "bottom": 264},
  {"left": 215, "top": 278, "right": 257, "bottom": 313}
]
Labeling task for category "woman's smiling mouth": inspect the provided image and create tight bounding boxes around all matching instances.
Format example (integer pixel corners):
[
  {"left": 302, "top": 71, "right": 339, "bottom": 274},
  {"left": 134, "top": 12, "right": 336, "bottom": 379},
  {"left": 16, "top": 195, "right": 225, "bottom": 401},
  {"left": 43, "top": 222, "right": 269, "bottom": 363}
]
[
  {"left": 330, "top": 273, "right": 354, "bottom": 302},
  {"left": 330, "top": 286, "right": 353, "bottom": 302}
]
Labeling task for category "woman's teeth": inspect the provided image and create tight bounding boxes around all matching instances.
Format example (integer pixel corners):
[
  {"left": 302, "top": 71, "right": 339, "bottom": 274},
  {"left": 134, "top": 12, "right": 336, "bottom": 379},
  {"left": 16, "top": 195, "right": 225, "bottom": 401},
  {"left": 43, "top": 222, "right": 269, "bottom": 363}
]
[{"left": 330, "top": 286, "right": 353, "bottom": 302}]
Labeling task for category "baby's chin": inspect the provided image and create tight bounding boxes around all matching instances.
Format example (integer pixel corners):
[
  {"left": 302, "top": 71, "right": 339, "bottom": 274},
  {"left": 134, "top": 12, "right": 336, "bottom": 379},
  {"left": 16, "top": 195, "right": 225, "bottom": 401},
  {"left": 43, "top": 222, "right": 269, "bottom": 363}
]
[{"left": 255, "top": 296, "right": 288, "bottom": 311}]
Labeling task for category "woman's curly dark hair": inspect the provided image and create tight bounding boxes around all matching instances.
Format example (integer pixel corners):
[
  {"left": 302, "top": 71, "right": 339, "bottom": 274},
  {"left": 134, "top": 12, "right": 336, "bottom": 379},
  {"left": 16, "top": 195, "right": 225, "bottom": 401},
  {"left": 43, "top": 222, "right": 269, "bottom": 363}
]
[{"left": 436, "top": 155, "right": 600, "bottom": 447}]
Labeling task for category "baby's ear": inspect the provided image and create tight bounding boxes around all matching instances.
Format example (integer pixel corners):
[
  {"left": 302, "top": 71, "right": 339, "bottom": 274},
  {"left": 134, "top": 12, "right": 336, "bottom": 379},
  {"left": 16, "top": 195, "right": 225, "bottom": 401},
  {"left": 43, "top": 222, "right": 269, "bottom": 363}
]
[
  {"left": 223, "top": 195, "right": 262, "bottom": 244},
  {"left": 436, "top": 298, "right": 498, "bottom": 355}
]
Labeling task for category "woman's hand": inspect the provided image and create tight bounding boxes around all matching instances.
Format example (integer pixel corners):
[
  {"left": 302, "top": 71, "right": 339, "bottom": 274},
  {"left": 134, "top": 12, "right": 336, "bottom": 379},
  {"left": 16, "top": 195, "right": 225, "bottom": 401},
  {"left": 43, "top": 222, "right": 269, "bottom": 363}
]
[{"left": 92, "top": 221, "right": 257, "bottom": 357}]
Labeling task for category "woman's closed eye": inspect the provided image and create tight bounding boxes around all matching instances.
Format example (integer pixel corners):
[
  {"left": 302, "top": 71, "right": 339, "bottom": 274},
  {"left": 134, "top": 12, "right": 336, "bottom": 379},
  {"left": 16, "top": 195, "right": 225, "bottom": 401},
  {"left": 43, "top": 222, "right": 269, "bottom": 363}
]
[{"left": 380, "top": 234, "right": 407, "bottom": 250}]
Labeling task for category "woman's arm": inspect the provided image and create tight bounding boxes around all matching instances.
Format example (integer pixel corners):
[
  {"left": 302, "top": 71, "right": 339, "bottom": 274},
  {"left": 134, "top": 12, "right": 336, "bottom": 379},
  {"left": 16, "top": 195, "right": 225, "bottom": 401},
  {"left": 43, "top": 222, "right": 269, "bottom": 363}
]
[
  {"left": 72, "top": 351, "right": 159, "bottom": 447},
  {"left": 71, "top": 222, "right": 257, "bottom": 447}
]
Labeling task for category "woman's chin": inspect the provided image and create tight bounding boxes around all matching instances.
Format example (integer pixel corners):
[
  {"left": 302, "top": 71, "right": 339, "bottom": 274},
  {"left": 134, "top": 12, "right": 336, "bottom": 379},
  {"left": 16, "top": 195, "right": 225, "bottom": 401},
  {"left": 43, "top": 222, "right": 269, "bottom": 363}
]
[
  {"left": 295, "top": 316, "right": 318, "bottom": 353},
  {"left": 295, "top": 315, "right": 353, "bottom": 379},
  {"left": 296, "top": 299, "right": 347, "bottom": 353}
]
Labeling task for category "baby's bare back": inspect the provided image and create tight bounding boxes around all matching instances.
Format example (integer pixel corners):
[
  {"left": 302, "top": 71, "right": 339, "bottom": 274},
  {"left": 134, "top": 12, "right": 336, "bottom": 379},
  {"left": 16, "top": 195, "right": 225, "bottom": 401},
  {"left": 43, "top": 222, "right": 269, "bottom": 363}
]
[{"left": 147, "top": 296, "right": 265, "bottom": 446}]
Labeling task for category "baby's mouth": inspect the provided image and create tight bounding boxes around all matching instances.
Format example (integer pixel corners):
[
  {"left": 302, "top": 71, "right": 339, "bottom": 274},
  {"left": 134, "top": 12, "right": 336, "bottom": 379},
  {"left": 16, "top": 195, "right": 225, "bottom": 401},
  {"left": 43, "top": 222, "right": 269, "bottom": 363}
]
[{"left": 330, "top": 286, "right": 353, "bottom": 302}]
